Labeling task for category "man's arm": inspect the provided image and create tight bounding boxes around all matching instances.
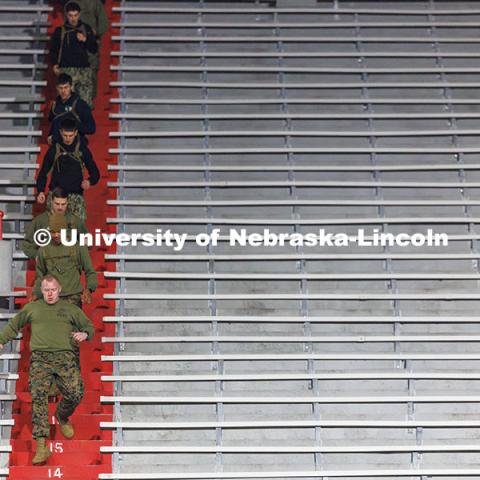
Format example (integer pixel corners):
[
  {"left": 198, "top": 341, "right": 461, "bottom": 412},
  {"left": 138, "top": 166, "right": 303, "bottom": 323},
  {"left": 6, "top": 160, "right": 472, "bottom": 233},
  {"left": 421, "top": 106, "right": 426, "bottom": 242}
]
[
  {"left": 21, "top": 217, "right": 40, "bottom": 260},
  {"left": 77, "top": 218, "right": 89, "bottom": 235},
  {"left": 96, "top": 0, "right": 109, "bottom": 37},
  {"left": 82, "top": 147, "right": 100, "bottom": 186},
  {"left": 48, "top": 101, "right": 55, "bottom": 123},
  {"left": 0, "top": 309, "right": 31, "bottom": 346},
  {"left": 68, "top": 216, "right": 89, "bottom": 235},
  {"left": 50, "top": 27, "right": 61, "bottom": 66},
  {"left": 84, "top": 24, "right": 98, "bottom": 54},
  {"left": 71, "top": 307, "right": 95, "bottom": 341},
  {"left": 36, "top": 147, "right": 54, "bottom": 194},
  {"left": 33, "top": 251, "right": 47, "bottom": 298},
  {"left": 77, "top": 100, "right": 96, "bottom": 136},
  {"left": 79, "top": 246, "right": 98, "bottom": 293}
]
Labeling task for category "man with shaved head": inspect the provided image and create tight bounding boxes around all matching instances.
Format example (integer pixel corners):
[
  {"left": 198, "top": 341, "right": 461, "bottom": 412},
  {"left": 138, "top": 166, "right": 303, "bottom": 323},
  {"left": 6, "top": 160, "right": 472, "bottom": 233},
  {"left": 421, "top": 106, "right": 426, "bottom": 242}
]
[{"left": 0, "top": 275, "right": 94, "bottom": 465}]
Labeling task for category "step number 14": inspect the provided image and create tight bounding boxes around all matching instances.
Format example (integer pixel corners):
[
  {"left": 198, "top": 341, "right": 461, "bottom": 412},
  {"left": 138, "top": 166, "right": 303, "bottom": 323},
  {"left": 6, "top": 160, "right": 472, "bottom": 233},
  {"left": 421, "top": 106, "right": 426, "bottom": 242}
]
[{"left": 48, "top": 468, "right": 64, "bottom": 478}]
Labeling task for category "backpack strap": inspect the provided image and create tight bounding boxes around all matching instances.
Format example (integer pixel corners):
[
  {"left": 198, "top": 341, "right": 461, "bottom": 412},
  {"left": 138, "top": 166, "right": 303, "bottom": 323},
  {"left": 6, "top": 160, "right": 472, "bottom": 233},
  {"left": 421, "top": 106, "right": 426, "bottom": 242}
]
[
  {"left": 50, "top": 99, "right": 57, "bottom": 118},
  {"left": 51, "top": 96, "right": 81, "bottom": 123},
  {"left": 48, "top": 139, "right": 85, "bottom": 176},
  {"left": 43, "top": 243, "right": 81, "bottom": 274},
  {"left": 73, "top": 138, "right": 85, "bottom": 171},
  {"left": 57, "top": 25, "right": 66, "bottom": 65},
  {"left": 69, "top": 97, "right": 80, "bottom": 123}
]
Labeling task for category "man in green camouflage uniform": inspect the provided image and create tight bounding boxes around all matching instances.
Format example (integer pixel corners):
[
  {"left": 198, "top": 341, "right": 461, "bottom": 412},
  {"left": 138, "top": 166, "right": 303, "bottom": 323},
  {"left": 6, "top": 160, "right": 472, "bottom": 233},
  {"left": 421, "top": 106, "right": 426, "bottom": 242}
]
[
  {"left": 32, "top": 213, "right": 97, "bottom": 368},
  {"left": 46, "top": 191, "right": 87, "bottom": 224},
  {"left": 22, "top": 187, "right": 88, "bottom": 260},
  {"left": 32, "top": 213, "right": 97, "bottom": 308},
  {"left": 0, "top": 275, "right": 94, "bottom": 465},
  {"left": 67, "top": 0, "right": 108, "bottom": 99}
]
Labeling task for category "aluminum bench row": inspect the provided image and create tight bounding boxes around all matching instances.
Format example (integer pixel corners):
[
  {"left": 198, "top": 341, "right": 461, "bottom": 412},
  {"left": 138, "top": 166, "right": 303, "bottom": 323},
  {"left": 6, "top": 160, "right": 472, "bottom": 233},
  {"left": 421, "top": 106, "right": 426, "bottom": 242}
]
[
  {"left": 105, "top": 163, "right": 480, "bottom": 171},
  {"left": 112, "top": 50, "right": 480, "bottom": 58},
  {"left": 109, "top": 80, "right": 480, "bottom": 88},
  {"left": 108, "top": 129, "right": 480, "bottom": 138},
  {"left": 111, "top": 66, "right": 480, "bottom": 74},
  {"left": 113, "top": 21, "right": 480, "bottom": 28},
  {"left": 103, "top": 273, "right": 480, "bottom": 281},
  {"left": 107, "top": 180, "right": 480, "bottom": 187},
  {"left": 96, "top": 469, "right": 480, "bottom": 479},
  {"left": 112, "top": 6, "right": 480, "bottom": 15},
  {"left": 109, "top": 112, "right": 480, "bottom": 120},
  {"left": 101, "top": 334, "right": 480, "bottom": 343},
  {"left": 101, "top": 315, "right": 480, "bottom": 323},
  {"left": 101, "top": 372, "right": 480, "bottom": 382},
  {"left": 112, "top": 35, "right": 480, "bottom": 43},
  {"left": 108, "top": 147, "right": 480, "bottom": 154},
  {"left": 104, "top": 293, "right": 480, "bottom": 300},
  {"left": 110, "top": 97, "right": 480, "bottom": 105},
  {"left": 100, "top": 394, "right": 480, "bottom": 404},
  {"left": 106, "top": 199, "right": 480, "bottom": 206},
  {"left": 98, "top": 444, "right": 480, "bottom": 453},
  {"left": 99, "top": 418, "right": 480, "bottom": 429},
  {"left": 104, "top": 253, "right": 480, "bottom": 261},
  {"left": 101, "top": 353, "right": 480, "bottom": 362},
  {"left": 105, "top": 216, "right": 480, "bottom": 223}
]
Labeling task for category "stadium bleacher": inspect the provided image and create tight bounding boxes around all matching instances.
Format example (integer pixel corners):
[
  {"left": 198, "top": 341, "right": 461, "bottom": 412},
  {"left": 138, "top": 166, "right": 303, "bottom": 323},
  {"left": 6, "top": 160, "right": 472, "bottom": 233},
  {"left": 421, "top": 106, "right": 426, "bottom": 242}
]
[{"left": 3, "top": 0, "right": 480, "bottom": 479}]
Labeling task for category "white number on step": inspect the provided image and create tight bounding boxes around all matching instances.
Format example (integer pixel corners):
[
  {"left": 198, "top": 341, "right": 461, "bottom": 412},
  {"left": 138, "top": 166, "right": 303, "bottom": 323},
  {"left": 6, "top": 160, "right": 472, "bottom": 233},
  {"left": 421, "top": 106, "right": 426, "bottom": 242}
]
[
  {"left": 48, "top": 442, "right": 64, "bottom": 453},
  {"left": 48, "top": 468, "right": 64, "bottom": 478}
]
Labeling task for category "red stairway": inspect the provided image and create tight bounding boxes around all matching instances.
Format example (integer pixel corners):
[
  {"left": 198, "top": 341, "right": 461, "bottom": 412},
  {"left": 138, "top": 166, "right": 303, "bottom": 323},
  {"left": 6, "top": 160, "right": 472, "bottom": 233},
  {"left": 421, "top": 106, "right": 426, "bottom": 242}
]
[{"left": 9, "top": 1, "right": 119, "bottom": 478}]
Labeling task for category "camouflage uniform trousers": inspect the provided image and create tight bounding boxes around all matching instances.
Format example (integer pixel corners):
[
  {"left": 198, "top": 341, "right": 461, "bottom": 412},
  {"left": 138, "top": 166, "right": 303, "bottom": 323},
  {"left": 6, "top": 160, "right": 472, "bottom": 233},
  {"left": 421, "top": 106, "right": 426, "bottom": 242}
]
[
  {"left": 49, "top": 294, "right": 82, "bottom": 396},
  {"left": 30, "top": 350, "right": 84, "bottom": 439},
  {"left": 60, "top": 67, "right": 94, "bottom": 108},
  {"left": 87, "top": 39, "right": 101, "bottom": 100},
  {"left": 47, "top": 191, "right": 87, "bottom": 222},
  {"left": 64, "top": 294, "right": 82, "bottom": 367}
]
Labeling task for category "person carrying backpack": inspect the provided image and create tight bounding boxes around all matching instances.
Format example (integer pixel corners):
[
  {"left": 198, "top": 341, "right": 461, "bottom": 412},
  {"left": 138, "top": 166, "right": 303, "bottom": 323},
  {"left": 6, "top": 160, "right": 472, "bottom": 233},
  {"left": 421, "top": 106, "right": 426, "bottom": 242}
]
[
  {"left": 36, "top": 118, "right": 100, "bottom": 221},
  {"left": 32, "top": 214, "right": 97, "bottom": 308},
  {"left": 22, "top": 187, "right": 88, "bottom": 260},
  {"left": 50, "top": 1, "right": 98, "bottom": 107},
  {"left": 64, "top": 0, "right": 109, "bottom": 100},
  {"left": 48, "top": 73, "right": 96, "bottom": 145},
  {"left": 31, "top": 213, "right": 97, "bottom": 371}
]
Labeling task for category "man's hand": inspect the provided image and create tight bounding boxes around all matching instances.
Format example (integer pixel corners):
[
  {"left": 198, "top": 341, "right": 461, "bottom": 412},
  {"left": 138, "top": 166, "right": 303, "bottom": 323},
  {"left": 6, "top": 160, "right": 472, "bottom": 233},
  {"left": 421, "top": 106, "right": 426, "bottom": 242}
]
[
  {"left": 37, "top": 192, "right": 46, "bottom": 204},
  {"left": 53, "top": 64, "right": 61, "bottom": 76},
  {"left": 81, "top": 288, "right": 92, "bottom": 304},
  {"left": 76, "top": 32, "right": 87, "bottom": 42},
  {"left": 0, "top": 344, "right": 4, "bottom": 350},
  {"left": 47, "top": 135, "right": 53, "bottom": 146},
  {"left": 81, "top": 179, "right": 91, "bottom": 191},
  {"left": 72, "top": 332, "right": 88, "bottom": 343}
]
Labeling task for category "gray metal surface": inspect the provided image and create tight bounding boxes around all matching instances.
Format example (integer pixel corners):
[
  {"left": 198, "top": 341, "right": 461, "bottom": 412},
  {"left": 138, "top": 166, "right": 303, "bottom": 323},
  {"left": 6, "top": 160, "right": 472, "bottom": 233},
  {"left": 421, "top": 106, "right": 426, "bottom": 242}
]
[
  {"left": 105, "top": 0, "right": 480, "bottom": 478},
  {"left": 0, "top": 1, "right": 49, "bottom": 469}
]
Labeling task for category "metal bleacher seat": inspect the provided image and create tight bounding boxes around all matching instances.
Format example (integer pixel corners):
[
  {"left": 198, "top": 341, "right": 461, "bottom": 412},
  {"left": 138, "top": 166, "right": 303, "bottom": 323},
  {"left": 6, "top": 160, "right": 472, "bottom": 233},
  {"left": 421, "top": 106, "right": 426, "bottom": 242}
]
[
  {"left": 0, "top": 2, "right": 49, "bottom": 472},
  {"left": 0, "top": 0, "right": 48, "bottom": 267},
  {"left": 102, "top": 0, "right": 480, "bottom": 478}
]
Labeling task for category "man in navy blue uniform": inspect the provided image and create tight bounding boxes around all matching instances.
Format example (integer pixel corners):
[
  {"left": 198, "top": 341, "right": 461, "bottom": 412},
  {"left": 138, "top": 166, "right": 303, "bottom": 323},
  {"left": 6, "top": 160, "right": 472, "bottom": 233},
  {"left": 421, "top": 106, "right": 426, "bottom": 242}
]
[
  {"left": 50, "top": 1, "right": 98, "bottom": 107},
  {"left": 48, "top": 73, "right": 96, "bottom": 145},
  {"left": 36, "top": 118, "right": 100, "bottom": 221}
]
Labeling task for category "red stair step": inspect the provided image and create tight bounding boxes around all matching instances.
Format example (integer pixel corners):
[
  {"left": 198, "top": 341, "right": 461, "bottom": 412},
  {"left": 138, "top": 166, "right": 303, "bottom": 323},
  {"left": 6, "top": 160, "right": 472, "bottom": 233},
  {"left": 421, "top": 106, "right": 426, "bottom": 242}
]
[
  {"left": 14, "top": 402, "right": 110, "bottom": 417},
  {"left": 9, "top": 464, "right": 110, "bottom": 480},
  {"left": 12, "top": 450, "right": 105, "bottom": 466},
  {"left": 11, "top": 439, "right": 110, "bottom": 453}
]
